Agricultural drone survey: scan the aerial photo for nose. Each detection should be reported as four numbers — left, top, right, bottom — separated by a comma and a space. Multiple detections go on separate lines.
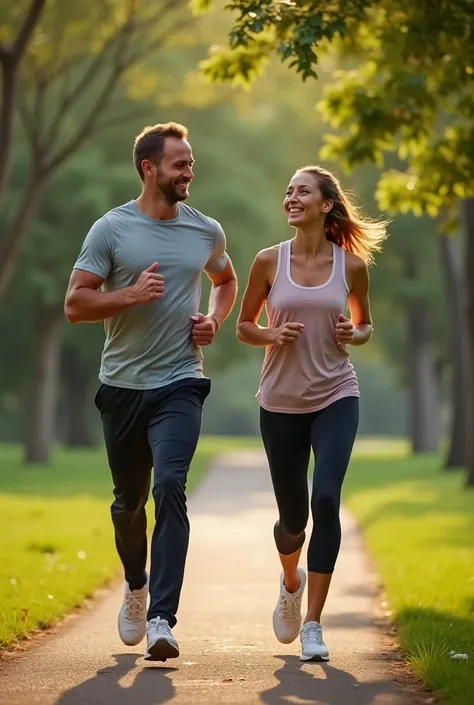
184, 166, 194, 181
287, 195, 300, 206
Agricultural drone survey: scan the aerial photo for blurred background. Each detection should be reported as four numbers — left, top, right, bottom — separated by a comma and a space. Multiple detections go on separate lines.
1, 3, 474, 699
1, 0, 469, 468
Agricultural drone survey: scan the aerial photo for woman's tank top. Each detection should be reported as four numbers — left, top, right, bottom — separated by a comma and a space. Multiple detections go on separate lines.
257, 240, 359, 413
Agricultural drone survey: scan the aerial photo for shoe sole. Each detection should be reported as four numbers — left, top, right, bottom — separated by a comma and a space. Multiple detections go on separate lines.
118, 616, 146, 646
300, 653, 330, 662
144, 637, 180, 662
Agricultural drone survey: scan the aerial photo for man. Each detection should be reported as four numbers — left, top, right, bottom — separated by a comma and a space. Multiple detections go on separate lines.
64, 122, 237, 662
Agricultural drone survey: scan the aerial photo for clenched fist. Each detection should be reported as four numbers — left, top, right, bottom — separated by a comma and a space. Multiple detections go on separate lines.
132, 262, 165, 303
335, 314, 354, 344
273, 322, 305, 346
190, 313, 218, 346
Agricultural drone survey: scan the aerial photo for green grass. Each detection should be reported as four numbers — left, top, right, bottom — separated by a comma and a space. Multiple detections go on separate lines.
0, 436, 258, 651
345, 444, 474, 705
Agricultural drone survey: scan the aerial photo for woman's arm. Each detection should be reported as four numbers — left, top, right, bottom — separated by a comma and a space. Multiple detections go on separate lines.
335, 254, 373, 346
237, 248, 305, 347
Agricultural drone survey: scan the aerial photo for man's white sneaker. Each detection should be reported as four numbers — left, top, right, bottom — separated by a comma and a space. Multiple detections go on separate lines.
273, 566, 307, 644
144, 617, 180, 662
117, 574, 148, 646
300, 621, 330, 661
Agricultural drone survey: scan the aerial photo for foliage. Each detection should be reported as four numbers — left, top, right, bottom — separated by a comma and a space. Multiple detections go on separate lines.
209, 1, 474, 220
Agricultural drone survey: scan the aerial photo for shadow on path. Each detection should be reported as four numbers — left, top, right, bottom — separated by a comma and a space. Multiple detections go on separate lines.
260, 656, 400, 705
55, 654, 177, 705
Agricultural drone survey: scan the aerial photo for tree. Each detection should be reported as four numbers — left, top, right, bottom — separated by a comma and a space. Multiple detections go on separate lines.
0, 0, 46, 206
2, 143, 135, 462
211, 0, 474, 484
0, 0, 200, 305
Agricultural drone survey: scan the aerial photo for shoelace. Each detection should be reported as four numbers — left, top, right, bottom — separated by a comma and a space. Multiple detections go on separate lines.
148, 618, 171, 636
124, 591, 146, 622
302, 623, 323, 646
278, 591, 300, 620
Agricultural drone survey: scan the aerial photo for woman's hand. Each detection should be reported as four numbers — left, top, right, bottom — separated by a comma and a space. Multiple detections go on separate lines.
274, 322, 305, 346
335, 314, 354, 344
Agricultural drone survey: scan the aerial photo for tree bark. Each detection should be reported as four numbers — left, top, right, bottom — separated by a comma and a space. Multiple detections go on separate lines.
0, 174, 45, 304
0, 56, 18, 206
61, 347, 94, 447
439, 232, 469, 468
24, 304, 63, 464
0, 0, 47, 206
464, 198, 474, 487
407, 306, 440, 454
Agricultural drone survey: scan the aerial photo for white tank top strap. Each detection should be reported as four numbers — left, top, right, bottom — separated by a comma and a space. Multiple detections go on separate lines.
338, 245, 349, 293
269, 240, 290, 296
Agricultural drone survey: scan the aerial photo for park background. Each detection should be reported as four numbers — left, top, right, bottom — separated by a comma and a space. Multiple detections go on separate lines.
0, 1, 473, 704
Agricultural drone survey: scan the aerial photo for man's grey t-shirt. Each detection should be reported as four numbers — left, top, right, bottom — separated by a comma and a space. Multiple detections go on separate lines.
74, 200, 228, 390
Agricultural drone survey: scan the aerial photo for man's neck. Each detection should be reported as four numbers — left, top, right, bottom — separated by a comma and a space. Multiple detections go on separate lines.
135, 192, 179, 221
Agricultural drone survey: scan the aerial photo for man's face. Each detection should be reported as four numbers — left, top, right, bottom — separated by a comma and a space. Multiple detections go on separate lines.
153, 137, 194, 204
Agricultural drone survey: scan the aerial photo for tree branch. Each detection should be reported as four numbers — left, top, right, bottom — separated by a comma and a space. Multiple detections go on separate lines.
12, 0, 47, 58
126, 15, 196, 65
93, 105, 150, 134
44, 37, 133, 175
44, 3, 139, 145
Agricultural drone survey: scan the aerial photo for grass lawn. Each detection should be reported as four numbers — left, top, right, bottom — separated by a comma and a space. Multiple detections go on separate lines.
345, 444, 474, 705
0, 436, 258, 651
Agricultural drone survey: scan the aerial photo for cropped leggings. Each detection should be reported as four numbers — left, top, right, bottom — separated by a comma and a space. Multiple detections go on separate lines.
260, 397, 359, 574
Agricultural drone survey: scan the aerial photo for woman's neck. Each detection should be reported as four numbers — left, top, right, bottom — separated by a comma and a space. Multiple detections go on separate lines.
293, 222, 330, 257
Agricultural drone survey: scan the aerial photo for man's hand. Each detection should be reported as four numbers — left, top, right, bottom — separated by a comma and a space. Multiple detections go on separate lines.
132, 262, 165, 303
190, 313, 218, 346
335, 313, 354, 344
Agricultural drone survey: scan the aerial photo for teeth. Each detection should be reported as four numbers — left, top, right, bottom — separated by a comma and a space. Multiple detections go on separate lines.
289, 208, 303, 213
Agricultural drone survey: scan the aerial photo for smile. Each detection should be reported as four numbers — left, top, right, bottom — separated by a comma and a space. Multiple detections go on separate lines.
288, 207, 304, 214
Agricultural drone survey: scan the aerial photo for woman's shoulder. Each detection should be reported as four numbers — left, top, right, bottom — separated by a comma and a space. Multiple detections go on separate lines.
341, 248, 367, 273
251, 243, 286, 274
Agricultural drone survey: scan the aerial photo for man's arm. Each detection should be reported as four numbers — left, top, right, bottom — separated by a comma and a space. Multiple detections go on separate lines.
64, 217, 164, 324
206, 258, 238, 330
64, 264, 164, 324
190, 222, 237, 346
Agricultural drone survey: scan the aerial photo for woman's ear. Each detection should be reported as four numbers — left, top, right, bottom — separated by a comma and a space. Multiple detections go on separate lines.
323, 199, 334, 214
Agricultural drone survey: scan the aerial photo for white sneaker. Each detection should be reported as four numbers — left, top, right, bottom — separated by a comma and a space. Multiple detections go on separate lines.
300, 621, 330, 661
144, 617, 179, 662
117, 574, 148, 646
273, 566, 307, 644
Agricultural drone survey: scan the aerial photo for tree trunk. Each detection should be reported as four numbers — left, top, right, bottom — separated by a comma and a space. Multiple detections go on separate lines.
0, 0, 47, 206
61, 347, 94, 447
24, 304, 63, 464
464, 197, 474, 487
407, 307, 440, 454
0, 174, 45, 304
439, 232, 469, 468
0, 56, 17, 207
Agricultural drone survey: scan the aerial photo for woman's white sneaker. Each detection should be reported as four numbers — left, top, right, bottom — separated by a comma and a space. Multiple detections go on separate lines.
118, 574, 148, 646
300, 621, 330, 661
273, 567, 307, 644
144, 617, 180, 662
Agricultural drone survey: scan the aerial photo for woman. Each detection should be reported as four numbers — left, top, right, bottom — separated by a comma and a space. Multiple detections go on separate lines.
236, 165, 388, 662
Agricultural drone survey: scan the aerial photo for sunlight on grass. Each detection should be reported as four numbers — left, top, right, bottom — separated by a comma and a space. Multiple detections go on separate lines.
0, 436, 256, 650
344, 452, 474, 705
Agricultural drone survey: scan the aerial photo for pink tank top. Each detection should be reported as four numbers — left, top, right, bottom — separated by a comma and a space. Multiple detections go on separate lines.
257, 240, 359, 413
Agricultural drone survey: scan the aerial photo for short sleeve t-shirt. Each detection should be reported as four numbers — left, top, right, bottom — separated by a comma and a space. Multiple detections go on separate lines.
74, 200, 228, 389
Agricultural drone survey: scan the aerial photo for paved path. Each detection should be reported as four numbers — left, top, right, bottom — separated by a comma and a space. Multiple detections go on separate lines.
0, 451, 419, 705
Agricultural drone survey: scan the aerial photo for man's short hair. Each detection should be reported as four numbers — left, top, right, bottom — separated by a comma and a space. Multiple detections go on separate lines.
133, 122, 189, 180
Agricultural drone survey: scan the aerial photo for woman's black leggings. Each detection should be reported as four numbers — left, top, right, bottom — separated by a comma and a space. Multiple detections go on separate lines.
260, 396, 359, 574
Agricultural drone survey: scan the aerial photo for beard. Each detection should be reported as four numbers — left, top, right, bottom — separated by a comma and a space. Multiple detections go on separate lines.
156, 174, 190, 205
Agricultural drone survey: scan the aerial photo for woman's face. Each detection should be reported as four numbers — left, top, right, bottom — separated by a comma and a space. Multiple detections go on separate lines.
283, 172, 332, 227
